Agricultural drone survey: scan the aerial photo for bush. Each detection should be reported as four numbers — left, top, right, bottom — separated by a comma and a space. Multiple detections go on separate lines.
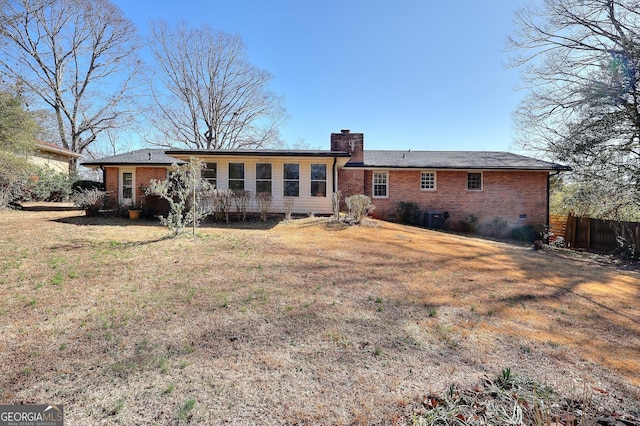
485, 216, 508, 238
31, 167, 76, 201
345, 194, 374, 224
233, 190, 251, 221
283, 197, 295, 221
396, 201, 421, 225
145, 159, 215, 236
71, 180, 104, 192
255, 192, 272, 221
511, 225, 540, 242
458, 214, 478, 233
72, 188, 107, 216
331, 190, 341, 221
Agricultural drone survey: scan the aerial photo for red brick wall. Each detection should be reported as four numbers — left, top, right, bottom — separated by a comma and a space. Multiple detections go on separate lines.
330, 130, 363, 162
135, 167, 168, 202
341, 169, 549, 230
337, 168, 365, 204
103, 166, 168, 206
104, 167, 119, 207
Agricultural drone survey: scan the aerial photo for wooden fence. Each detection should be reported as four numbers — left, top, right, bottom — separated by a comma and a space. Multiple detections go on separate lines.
550, 214, 640, 253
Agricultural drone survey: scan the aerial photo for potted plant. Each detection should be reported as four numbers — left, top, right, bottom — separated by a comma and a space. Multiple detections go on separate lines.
72, 188, 107, 217
127, 202, 143, 220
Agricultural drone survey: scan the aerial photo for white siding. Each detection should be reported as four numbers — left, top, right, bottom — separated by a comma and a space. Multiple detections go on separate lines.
179, 155, 338, 215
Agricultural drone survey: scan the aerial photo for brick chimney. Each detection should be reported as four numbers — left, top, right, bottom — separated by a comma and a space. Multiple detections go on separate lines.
330, 129, 363, 163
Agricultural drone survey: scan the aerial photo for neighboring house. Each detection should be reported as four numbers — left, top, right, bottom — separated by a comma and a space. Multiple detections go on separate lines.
32, 141, 83, 174
82, 130, 570, 231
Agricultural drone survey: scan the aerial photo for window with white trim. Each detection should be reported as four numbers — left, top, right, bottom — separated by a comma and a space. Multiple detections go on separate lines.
467, 172, 482, 191
373, 171, 388, 198
122, 172, 133, 199
256, 163, 272, 194
229, 163, 245, 191
310, 164, 327, 197
283, 163, 299, 197
203, 162, 217, 187
421, 171, 436, 191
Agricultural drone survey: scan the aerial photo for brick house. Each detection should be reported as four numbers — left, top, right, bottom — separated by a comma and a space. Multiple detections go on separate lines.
83, 129, 569, 231
331, 130, 570, 231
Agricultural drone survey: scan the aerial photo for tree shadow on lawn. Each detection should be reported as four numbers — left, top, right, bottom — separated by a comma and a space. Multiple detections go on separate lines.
52, 214, 281, 231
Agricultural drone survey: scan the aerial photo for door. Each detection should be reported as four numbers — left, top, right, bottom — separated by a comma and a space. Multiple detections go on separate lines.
120, 169, 135, 205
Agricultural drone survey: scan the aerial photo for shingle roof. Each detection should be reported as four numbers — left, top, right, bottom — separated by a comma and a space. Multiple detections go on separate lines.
349, 150, 570, 171
165, 149, 350, 158
81, 148, 570, 172
81, 149, 186, 167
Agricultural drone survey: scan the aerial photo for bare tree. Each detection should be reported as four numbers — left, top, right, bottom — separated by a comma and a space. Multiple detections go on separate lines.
147, 20, 286, 150
0, 0, 142, 170
508, 0, 640, 217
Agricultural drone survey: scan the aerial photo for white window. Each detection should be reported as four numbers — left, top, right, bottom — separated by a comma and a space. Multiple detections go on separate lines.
310, 164, 327, 197
203, 162, 217, 187
256, 163, 272, 194
283, 163, 299, 197
229, 163, 244, 191
373, 171, 388, 198
421, 172, 436, 191
467, 172, 482, 191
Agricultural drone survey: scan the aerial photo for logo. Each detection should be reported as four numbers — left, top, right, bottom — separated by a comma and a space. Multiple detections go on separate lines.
0, 405, 63, 426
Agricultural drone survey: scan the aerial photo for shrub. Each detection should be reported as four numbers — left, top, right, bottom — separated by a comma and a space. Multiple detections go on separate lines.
31, 166, 76, 201
458, 214, 478, 233
211, 189, 233, 223
396, 201, 421, 225
71, 180, 104, 192
283, 197, 294, 221
485, 216, 508, 238
331, 190, 341, 221
233, 190, 251, 221
72, 188, 107, 216
145, 159, 214, 236
255, 192, 272, 221
614, 222, 640, 260
511, 225, 539, 242
345, 194, 374, 224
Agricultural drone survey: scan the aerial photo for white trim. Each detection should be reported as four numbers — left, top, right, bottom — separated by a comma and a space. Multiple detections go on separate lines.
228, 162, 245, 191
420, 171, 437, 191
372, 171, 389, 199
202, 161, 218, 187
466, 171, 483, 191
310, 163, 327, 197
119, 168, 136, 205
283, 162, 300, 197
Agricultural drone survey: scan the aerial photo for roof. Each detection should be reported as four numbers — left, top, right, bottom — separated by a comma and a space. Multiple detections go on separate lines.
81, 148, 570, 172
165, 149, 351, 158
346, 150, 570, 171
36, 141, 83, 158
81, 149, 186, 167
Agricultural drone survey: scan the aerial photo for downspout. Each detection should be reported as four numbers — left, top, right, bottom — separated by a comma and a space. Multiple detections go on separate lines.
100, 166, 105, 189
546, 170, 560, 244
332, 156, 337, 193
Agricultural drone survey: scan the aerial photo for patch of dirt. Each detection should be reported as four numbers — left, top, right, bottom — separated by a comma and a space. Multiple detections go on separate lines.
0, 208, 638, 424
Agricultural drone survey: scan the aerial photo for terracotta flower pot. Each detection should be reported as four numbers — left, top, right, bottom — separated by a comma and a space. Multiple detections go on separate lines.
128, 209, 141, 220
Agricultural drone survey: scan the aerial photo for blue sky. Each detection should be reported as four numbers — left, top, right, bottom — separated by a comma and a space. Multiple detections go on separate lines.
113, 0, 533, 152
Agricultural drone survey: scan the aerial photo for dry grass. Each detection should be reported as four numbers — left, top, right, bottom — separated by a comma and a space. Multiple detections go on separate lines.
1, 204, 639, 424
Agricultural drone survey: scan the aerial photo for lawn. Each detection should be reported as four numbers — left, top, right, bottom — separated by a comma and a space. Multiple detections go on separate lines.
1, 205, 639, 424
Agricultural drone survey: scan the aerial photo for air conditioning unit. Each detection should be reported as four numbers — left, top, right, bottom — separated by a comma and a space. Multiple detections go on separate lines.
424, 211, 444, 229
